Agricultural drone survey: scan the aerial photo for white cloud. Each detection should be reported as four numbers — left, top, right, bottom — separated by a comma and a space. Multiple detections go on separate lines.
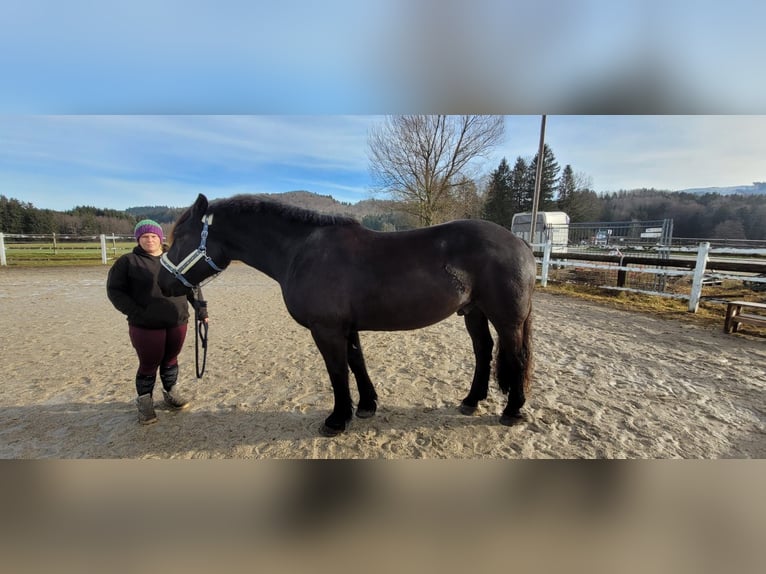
499, 115, 766, 192
2, 115, 765, 211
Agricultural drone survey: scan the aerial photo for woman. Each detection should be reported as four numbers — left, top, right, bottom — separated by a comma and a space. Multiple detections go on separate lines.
107, 219, 206, 425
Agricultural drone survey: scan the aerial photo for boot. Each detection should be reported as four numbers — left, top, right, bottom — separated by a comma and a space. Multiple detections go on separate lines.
162, 386, 190, 410
135, 373, 158, 424
136, 393, 158, 425
160, 364, 190, 410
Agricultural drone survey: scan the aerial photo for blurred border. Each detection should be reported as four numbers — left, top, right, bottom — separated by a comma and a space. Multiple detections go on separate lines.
0, 0, 764, 114
1, 1, 764, 571
1, 460, 764, 573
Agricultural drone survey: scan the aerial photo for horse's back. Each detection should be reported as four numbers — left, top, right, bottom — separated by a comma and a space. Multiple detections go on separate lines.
343, 218, 534, 283
436, 219, 535, 274
363, 218, 536, 315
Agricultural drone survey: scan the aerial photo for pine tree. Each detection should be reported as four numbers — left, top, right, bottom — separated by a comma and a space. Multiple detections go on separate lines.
527, 144, 560, 210
0, 196, 29, 233
557, 164, 576, 213
510, 157, 530, 213
482, 158, 514, 227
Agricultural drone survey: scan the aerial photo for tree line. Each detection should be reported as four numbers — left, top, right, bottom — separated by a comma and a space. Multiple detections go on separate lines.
480, 150, 766, 239
2, 112, 764, 241
3, 183, 765, 241
0, 196, 183, 236
366, 115, 765, 240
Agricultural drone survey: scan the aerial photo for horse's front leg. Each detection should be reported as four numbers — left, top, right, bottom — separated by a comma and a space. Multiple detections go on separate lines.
310, 326, 353, 437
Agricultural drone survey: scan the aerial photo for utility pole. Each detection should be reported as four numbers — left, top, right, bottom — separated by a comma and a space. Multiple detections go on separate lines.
529, 114, 546, 244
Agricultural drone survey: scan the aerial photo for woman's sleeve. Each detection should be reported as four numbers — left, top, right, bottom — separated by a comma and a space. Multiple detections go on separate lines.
106, 257, 142, 318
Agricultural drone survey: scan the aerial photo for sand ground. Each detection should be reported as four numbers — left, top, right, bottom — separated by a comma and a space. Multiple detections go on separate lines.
0, 263, 763, 458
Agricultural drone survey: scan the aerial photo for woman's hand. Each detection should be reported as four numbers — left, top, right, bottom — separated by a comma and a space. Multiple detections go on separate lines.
193, 299, 209, 323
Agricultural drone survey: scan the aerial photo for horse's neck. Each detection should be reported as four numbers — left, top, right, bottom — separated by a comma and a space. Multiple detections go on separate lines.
231, 218, 313, 283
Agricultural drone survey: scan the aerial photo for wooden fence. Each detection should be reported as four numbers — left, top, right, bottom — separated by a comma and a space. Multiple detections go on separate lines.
533, 240, 766, 313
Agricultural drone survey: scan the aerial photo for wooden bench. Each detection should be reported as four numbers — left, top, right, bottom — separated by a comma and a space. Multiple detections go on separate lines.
724, 300, 766, 333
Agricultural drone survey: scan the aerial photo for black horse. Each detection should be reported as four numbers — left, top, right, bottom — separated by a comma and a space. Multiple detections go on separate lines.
159, 194, 536, 436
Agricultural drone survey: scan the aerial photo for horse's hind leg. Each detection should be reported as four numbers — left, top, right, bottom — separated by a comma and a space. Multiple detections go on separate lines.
459, 309, 494, 415
310, 326, 353, 436
347, 331, 378, 419
496, 312, 533, 425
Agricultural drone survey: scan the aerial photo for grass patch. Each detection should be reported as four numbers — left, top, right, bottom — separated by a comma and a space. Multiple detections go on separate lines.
2, 241, 134, 267
537, 282, 765, 336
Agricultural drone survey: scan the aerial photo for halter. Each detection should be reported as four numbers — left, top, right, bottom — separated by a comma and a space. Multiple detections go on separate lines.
160, 213, 223, 379
160, 214, 224, 289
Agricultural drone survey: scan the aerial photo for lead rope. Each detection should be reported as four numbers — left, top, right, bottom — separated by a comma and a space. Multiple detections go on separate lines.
192, 286, 209, 379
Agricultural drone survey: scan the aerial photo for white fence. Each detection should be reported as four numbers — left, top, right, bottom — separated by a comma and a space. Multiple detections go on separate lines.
0, 233, 133, 266
532, 240, 766, 313
3, 232, 764, 316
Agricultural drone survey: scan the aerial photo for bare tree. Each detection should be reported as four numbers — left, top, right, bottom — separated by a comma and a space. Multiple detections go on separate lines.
368, 115, 505, 226
443, 176, 484, 221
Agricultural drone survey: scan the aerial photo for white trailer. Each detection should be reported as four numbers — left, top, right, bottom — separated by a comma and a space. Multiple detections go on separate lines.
510, 211, 570, 252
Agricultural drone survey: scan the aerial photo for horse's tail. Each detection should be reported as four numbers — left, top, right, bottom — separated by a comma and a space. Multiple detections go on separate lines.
520, 310, 533, 394
496, 310, 534, 397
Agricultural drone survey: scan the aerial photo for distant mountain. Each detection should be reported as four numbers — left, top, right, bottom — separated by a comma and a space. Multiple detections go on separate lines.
125, 205, 184, 223
678, 182, 766, 196
267, 190, 397, 220
126, 191, 400, 223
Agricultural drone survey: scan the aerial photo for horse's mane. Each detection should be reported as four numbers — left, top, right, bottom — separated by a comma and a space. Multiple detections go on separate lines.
211, 194, 360, 227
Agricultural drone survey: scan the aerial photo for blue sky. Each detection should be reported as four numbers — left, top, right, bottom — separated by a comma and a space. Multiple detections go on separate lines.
2, 1, 764, 115
1, 2, 765, 211
1, 115, 765, 211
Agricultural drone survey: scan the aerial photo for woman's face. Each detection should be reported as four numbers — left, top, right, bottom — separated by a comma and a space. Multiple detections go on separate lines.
138, 233, 163, 255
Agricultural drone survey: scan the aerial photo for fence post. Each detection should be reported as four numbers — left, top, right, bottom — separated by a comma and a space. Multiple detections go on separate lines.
540, 239, 552, 287
0, 233, 6, 266
688, 241, 710, 313
100, 234, 108, 264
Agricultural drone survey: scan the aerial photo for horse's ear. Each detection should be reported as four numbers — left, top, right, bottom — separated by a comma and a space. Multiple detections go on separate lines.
192, 194, 209, 216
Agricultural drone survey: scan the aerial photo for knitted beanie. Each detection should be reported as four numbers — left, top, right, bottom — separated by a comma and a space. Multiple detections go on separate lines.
134, 219, 165, 242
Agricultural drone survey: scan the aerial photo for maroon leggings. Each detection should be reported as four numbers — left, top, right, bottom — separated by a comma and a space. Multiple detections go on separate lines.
129, 324, 188, 377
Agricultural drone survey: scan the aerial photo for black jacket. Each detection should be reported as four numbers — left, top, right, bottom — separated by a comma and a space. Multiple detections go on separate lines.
107, 246, 191, 328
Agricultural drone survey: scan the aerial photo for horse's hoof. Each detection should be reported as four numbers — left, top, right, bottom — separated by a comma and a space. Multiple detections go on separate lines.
319, 415, 351, 437
356, 407, 376, 419
499, 411, 527, 426
319, 423, 346, 437
459, 403, 478, 416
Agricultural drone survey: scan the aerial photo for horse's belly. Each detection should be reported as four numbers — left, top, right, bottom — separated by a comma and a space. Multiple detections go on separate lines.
354, 293, 463, 331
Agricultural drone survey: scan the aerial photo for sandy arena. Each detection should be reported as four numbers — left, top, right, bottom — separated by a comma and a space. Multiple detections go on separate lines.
0, 264, 763, 458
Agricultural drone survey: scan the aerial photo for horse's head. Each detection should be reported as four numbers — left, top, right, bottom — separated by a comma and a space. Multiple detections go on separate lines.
159, 193, 230, 297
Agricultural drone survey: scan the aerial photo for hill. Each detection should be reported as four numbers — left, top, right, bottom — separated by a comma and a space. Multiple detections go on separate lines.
678, 182, 766, 196
5, 186, 764, 238
265, 191, 398, 220
128, 191, 398, 223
